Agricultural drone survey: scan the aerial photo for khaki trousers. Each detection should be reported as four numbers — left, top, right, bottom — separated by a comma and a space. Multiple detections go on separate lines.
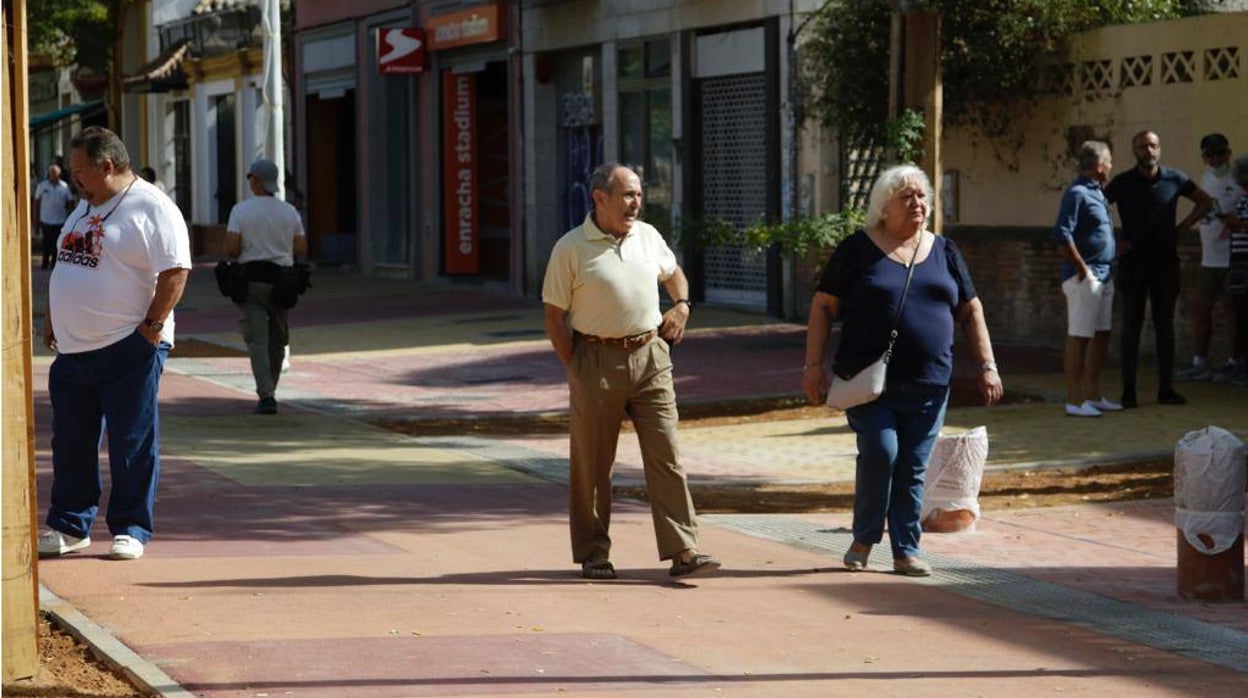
567, 337, 699, 563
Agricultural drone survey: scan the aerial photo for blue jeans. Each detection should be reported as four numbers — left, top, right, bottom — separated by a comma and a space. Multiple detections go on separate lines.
845, 382, 950, 559
46, 330, 170, 543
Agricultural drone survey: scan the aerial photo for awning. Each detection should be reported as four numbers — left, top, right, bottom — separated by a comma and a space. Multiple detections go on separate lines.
29, 100, 106, 131
123, 40, 191, 93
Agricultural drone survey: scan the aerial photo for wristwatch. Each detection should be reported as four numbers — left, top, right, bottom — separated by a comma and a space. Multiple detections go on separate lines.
981, 361, 999, 373
143, 317, 164, 332
673, 299, 692, 309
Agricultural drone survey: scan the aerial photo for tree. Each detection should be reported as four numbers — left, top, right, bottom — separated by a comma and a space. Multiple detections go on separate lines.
800, 0, 1203, 158
27, 0, 134, 129
26, 0, 111, 70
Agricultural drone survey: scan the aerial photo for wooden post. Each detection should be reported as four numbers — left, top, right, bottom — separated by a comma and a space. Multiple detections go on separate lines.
2, 0, 41, 682
901, 9, 942, 235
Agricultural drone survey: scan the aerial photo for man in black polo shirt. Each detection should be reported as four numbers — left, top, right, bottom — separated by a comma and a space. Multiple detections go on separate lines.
1105, 130, 1213, 407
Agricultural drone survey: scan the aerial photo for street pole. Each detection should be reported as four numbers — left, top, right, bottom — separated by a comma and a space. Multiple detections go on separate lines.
903, 9, 942, 234
261, 0, 285, 198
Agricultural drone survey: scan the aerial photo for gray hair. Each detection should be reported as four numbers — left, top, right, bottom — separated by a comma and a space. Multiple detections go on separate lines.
865, 164, 933, 230
589, 162, 635, 194
70, 126, 131, 171
1076, 140, 1112, 172
1233, 154, 1248, 186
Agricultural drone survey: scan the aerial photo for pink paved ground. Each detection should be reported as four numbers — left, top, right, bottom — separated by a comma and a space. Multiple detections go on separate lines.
29, 267, 1247, 697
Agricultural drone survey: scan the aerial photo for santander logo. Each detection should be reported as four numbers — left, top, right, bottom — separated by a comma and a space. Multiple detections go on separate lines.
378, 28, 426, 74
380, 30, 422, 63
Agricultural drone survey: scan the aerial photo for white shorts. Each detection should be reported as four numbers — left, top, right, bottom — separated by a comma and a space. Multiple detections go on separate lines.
1062, 275, 1114, 338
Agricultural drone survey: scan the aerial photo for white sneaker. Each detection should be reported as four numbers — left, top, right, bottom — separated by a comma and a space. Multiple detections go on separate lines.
109, 535, 145, 560
1088, 397, 1123, 412
38, 530, 90, 557
1065, 401, 1103, 417
1176, 364, 1212, 381
282, 346, 291, 373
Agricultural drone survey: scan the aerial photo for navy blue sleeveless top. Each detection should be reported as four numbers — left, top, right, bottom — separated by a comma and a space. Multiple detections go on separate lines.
816, 230, 977, 386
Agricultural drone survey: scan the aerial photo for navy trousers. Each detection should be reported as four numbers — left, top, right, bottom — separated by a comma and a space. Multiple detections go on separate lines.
46, 330, 169, 543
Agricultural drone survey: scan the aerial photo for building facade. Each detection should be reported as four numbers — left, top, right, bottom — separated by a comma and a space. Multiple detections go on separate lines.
289, 0, 826, 303
127, 0, 287, 237
519, 0, 827, 310
293, 0, 522, 288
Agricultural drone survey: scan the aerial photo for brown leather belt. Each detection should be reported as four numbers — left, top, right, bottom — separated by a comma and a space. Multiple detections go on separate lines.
575, 329, 657, 352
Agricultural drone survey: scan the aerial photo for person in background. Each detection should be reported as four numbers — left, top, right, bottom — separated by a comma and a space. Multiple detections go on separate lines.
33, 164, 75, 269
1220, 155, 1248, 385
1104, 130, 1213, 407
38, 126, 191, 561
224, 158, 307, 415
1053, 141, 1121, 417
542, 162, 720, 581
803, 164, 1002, 577
1177, 134, 1241, 383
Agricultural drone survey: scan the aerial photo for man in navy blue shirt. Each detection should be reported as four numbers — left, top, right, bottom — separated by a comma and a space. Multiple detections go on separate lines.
1105, 130, 1212, 407
1054, 141, 1120, 417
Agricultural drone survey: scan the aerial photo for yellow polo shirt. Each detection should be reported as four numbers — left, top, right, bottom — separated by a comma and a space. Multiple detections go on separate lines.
542, 213, 677, 338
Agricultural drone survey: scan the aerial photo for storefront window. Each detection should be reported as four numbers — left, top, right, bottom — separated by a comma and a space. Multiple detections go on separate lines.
618, 38, 673, 237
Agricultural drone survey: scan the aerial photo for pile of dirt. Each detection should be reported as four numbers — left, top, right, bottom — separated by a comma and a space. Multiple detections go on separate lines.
2, 616, 148, 697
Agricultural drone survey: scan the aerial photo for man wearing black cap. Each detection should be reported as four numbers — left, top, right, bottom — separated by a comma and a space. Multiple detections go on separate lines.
1178, 134, 1241, 383
224, 159, 307, 414
1105, 131, 1213, 407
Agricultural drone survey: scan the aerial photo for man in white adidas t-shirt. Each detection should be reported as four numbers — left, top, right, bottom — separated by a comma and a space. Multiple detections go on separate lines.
39, 127, 192, 561
224, 158, 307, 414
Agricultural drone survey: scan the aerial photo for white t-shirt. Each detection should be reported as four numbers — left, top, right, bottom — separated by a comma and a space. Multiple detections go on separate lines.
49, 177, 192, 353
542, 214, 677, 338
1199, 167, 1238, 269
226, 195, 305, 266
34, 179, 75, 225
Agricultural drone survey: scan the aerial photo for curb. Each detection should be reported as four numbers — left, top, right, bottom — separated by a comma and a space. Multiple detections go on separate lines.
40, 585, 195, 698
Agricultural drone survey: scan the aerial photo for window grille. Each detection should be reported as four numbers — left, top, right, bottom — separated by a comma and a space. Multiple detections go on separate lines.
1204, 47, 1240, 81
1119, 55, 1153, 88
1161, 51, 1196, 84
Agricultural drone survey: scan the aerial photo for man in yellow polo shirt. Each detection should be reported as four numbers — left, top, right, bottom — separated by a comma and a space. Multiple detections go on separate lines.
542, 163, 720, 581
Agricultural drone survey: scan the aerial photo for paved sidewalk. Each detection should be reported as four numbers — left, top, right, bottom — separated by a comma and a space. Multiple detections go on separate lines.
31, 265, 1248, 696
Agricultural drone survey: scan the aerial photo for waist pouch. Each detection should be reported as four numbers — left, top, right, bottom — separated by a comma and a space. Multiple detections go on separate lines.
214, 260, 249, 303
271, 263, 312, 309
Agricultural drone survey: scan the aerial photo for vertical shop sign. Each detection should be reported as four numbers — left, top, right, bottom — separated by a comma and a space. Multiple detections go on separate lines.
443, 71, 478, 274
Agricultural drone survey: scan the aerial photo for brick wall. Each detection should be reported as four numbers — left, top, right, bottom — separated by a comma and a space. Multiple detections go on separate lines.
947, 226, 1237, 363
793, 226, 1237, 363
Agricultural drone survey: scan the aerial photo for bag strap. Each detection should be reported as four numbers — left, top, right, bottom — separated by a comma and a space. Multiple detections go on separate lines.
883, 235, 922, 358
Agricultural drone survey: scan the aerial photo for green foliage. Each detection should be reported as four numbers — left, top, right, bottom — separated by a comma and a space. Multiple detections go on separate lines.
677, 209, 866, 258
886, 108, 926, 164
800, 0, 1201, 156
798, 0, 891, 145
27, 0, 116, 72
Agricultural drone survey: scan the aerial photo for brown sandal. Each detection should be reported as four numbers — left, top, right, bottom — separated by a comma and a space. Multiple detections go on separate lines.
581, 560, 617, 580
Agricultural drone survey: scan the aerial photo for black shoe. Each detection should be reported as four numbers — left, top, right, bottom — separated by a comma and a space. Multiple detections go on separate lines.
1157, 390, 1187, 406
255, 397, 278, 414
1120, 393, 1138, 409
669, 553, 721, 578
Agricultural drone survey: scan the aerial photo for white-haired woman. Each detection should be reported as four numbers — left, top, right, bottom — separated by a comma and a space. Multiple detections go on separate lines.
802, 164, 1003, 576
